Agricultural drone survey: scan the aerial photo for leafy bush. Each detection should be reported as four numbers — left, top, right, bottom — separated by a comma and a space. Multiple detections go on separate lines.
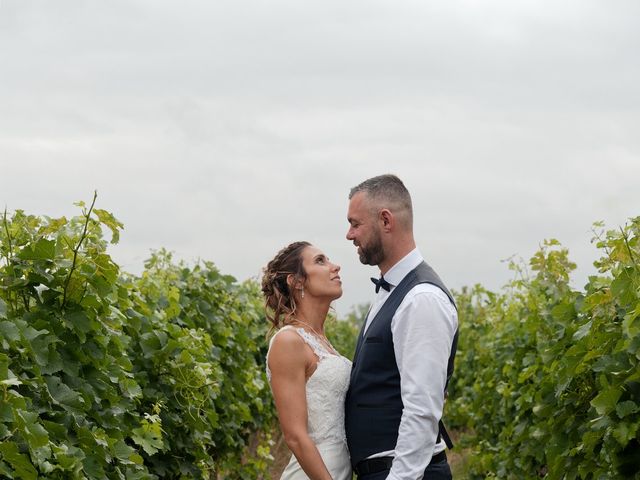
448, 219, 640, 479
0, 197, 274, 479
326, 303, 368, 361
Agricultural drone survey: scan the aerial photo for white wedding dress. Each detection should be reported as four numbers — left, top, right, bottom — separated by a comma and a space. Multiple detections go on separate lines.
267, 326, 353, 480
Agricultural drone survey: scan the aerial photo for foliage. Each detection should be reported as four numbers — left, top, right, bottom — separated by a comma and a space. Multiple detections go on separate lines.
0, 197, 274, 479
326, 303, 368, 361
448, 219, 640, 479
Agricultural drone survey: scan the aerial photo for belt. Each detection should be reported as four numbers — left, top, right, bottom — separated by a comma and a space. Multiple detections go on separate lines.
354, 451, 447, 477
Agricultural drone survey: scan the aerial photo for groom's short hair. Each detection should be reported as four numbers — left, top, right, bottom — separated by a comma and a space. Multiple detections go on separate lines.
349, 174, 413, 229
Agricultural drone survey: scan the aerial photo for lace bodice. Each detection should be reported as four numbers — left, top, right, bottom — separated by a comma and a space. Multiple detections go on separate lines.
266, 326, 352, 446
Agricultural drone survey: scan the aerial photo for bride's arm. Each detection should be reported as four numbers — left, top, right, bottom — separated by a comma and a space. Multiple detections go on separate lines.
268, 331, 333, 480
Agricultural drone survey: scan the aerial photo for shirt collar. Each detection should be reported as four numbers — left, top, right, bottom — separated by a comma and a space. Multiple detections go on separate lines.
381, 248, 423, 289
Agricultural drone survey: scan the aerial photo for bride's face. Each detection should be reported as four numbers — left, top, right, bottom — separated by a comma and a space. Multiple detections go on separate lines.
299, 245, 343, 301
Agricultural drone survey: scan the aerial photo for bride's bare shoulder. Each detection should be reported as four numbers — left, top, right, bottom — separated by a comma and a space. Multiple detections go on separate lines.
268, 328, 310, 374
270, 328, 305, 352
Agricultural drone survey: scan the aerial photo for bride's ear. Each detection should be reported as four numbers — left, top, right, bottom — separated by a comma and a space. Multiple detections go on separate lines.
287, 274, 304, 293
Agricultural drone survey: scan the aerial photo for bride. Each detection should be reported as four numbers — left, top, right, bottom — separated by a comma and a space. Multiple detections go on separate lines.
262, 241, 352, 480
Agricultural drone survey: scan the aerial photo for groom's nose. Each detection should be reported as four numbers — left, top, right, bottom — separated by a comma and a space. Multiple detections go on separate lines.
346, 227, 354, 240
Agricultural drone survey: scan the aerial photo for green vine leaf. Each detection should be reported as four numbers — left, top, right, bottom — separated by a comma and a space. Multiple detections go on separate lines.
0, 442, 38, 480
131, 419, 164, 456
93, 209, 124, 244
17, 238, 55, 261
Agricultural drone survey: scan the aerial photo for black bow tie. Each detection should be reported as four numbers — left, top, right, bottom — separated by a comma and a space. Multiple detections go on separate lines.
371, 276, 391, 293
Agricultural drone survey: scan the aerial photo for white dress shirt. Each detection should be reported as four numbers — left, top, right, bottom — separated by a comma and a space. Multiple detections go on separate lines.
364, 248, 458, 480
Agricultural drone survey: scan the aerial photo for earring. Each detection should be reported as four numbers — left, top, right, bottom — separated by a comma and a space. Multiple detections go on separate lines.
301, 287, 305, 299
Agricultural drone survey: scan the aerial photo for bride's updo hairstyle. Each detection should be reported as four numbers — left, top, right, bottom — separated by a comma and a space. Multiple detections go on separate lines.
262, 241, 311, 330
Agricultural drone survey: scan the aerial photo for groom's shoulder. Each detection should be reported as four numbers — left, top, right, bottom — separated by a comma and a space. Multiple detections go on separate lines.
402, 284, 457, 314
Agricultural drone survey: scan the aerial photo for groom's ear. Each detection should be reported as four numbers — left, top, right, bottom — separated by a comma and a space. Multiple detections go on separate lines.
379, 208, 393, 231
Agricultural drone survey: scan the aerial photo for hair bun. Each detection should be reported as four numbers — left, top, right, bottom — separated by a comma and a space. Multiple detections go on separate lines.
261, 241, 310, 330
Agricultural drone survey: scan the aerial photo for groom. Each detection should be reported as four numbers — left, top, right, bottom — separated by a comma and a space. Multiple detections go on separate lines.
344, 174, 458, 480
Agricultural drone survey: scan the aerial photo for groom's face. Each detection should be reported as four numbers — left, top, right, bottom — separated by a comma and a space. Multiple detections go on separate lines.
346, 192, 385, 266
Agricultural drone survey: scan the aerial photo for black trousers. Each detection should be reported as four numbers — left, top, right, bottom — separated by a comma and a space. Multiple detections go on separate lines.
355, 455, 452, 480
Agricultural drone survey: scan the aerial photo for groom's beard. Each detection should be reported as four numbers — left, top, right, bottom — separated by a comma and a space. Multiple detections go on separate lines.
358, 229, 385, 266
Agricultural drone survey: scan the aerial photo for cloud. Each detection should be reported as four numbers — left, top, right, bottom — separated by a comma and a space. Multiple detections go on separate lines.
1, 0, 639, 315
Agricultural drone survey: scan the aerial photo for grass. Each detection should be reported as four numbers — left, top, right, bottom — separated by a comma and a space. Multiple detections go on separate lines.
449, 429, 474, 479
268, 430, 291, 478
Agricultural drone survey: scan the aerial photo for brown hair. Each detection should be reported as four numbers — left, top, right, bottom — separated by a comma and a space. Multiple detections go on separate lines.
261, 241, 310, 331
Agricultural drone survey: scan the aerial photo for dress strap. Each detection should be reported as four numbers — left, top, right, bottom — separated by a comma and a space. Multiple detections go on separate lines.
291, 327, 332, 360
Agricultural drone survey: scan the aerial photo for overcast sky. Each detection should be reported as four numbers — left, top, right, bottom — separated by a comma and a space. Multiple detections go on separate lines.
2, 0, 639, 316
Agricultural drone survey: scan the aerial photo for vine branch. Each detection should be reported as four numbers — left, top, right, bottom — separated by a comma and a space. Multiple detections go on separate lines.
62, 191, 97, 309
620, 226, 638, 271
2, 207, 13, 262
2, 207, 17, 313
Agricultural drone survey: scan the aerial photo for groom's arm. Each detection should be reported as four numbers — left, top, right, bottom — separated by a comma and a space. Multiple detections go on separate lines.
387, 285, 458, 480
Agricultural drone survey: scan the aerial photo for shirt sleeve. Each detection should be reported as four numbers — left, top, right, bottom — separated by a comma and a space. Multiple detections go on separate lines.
386, 285, 458, 480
